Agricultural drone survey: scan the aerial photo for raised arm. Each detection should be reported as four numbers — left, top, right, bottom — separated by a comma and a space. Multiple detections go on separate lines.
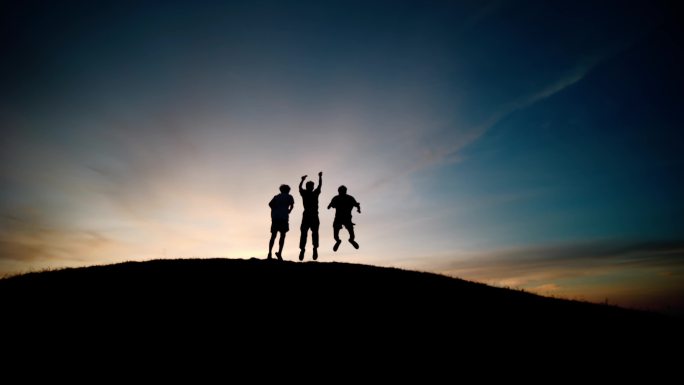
299, 175, 307, 193
316, 171, 322, 192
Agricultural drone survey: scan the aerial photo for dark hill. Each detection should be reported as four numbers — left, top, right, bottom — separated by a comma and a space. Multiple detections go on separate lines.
2, 258, 681, 364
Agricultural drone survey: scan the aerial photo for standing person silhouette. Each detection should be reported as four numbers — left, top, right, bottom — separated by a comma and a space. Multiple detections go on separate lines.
268, 184, 294, 261
327, 185, 361, 252
299, 172, 322, 261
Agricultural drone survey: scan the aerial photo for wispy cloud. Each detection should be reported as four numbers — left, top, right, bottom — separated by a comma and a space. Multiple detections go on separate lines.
427, 239, 684, 310
439, 239, 684, 279
364, 55, 605, 195
0, 206, 124, 275
438, 57, 603, 164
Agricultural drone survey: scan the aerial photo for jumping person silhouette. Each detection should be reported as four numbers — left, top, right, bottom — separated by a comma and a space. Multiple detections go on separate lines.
268, 184, 294, 261
299, 172, 322, 261
327, 185, 361, 252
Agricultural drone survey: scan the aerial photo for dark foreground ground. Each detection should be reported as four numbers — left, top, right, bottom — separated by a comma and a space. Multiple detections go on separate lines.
1, 258, 681, 369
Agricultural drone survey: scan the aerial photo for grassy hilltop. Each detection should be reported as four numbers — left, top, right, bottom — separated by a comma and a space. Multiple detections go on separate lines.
2, 258, 680, 359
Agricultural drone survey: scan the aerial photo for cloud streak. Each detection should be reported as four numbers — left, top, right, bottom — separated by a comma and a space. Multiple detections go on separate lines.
365, 53, 606, 195
427, 239, 684, 310
439, 57, 603, 164
439, 240, 684, 276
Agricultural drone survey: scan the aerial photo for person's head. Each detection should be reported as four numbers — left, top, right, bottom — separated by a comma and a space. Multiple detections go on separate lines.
338, 185, 347, 195
305, 181, 315, 191
279, 184, 290, 194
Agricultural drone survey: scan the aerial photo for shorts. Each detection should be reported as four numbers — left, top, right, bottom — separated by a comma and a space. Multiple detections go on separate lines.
333, 218, 354, 230
300, 213, 320, 229
271, 219, 289, 233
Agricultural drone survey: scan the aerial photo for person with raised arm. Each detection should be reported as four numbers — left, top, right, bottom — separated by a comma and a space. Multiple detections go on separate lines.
298, 172, 322, 261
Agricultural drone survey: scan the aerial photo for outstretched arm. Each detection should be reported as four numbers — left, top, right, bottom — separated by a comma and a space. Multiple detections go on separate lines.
327, 197, 334, 210
316, 171, 322, 192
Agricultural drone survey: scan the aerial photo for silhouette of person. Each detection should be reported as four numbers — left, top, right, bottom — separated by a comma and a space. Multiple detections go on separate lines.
327, 185, 361, 252
298, 172, 322, 261
268, 184, 294, 261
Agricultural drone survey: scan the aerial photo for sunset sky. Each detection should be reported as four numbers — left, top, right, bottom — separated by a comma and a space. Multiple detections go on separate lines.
2, 0, 683, 313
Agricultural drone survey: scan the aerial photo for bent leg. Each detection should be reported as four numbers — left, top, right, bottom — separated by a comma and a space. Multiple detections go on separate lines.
347, 223, 359, 249
333, 224, 342, 252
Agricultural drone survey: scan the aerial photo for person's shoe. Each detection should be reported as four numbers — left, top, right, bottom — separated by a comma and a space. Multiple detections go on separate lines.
267, 253, 272, 260
275, 252, 283, 261
349, 239, 359, 249
333, 240, 341, 252
299, 249, 305, 261
312, 248, 318, 261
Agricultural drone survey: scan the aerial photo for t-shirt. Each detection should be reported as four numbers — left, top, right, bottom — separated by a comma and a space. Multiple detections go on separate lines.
300, 187, 321, 215
329, 194, 358, 221
270, 193, 294, 221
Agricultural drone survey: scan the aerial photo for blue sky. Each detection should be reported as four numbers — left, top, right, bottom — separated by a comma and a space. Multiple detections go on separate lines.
1, 0, 683, 312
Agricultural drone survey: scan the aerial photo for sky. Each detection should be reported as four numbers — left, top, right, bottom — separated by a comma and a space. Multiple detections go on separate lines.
1, 0, 683, 313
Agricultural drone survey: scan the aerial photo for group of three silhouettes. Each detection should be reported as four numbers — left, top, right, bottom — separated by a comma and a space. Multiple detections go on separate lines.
268, 172, 361, 261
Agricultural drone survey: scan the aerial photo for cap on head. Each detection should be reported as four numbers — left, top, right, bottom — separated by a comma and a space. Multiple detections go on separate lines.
279, 184, 291, 193
338, 185, 347, 194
